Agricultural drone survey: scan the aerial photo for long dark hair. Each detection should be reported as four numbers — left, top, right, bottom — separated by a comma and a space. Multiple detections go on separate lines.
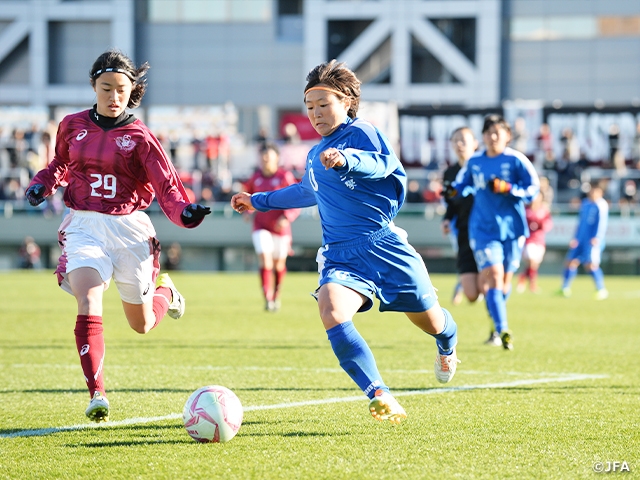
89, 49, 150, 109
304, 60, 361, 119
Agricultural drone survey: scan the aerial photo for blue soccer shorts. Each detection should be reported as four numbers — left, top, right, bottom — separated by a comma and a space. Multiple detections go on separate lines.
565, 241, 604, 266
470, 236, 525, 273
316, 224, 438, 313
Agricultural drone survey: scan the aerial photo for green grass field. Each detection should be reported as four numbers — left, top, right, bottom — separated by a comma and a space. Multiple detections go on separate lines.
1, 270, 638, 479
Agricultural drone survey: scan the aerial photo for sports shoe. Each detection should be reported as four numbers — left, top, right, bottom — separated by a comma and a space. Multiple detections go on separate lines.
265, 300, 277, 312
500, 331, 514, 350
484, 330, 502, 346
272, 299, 281, 311
516, 281, 526, 294
368, 389, 406, 424
157, 273, 185, 319
434, 349, 460, 384
595, 289, 609, 300
557, 287, 571, 298
85, 391, 109, 423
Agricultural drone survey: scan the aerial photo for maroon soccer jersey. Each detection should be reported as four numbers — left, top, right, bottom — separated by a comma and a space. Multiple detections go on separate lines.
29, 109, 197, 228
244, 168, 300, 234
525, 204, 553, 246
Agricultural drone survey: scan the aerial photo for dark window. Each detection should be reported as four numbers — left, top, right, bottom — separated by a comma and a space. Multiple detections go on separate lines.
327, 20, 373, 60
278, 0, 303, 15
0, 36, 29, 84
48, 21, 110, 84
354, 35, 391, 85
411, 35, 460, 84
429, 18, 476, 64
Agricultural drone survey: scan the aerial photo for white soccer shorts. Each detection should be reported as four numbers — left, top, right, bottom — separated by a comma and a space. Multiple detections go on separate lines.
523, 243, 546, 264
251, 229, 291, 259
56, 210, 160, 304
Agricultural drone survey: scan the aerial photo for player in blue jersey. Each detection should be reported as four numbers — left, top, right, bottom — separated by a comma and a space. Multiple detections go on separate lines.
559, 182, 609, 300
448, 115, 539, 350
231, 60, 459, 424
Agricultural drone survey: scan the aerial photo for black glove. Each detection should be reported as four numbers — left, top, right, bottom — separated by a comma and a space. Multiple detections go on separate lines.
442, 182, 458, 200
488, 178, 512, 194
181, 203, 211, 225
26, 184, 46, 206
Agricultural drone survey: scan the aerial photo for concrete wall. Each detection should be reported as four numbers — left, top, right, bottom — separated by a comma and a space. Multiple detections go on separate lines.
137, 22, 304, 110
4, 208, 640, 274
509, 0, 640, 105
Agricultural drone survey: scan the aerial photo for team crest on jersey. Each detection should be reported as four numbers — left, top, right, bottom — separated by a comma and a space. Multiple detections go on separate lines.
344, 179, 356, 190
116, 134, 136, 152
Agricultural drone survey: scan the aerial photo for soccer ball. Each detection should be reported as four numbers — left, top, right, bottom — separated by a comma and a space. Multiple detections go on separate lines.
183, 385, 243, 443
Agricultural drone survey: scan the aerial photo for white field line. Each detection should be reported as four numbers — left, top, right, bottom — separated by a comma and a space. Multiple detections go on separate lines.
1, 373, 606, 439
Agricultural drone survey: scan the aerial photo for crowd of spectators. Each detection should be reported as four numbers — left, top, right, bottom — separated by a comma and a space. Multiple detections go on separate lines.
2, 116, 640, 215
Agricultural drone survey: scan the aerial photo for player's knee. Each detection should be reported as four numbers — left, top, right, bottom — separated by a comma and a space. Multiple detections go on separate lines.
465, 291, 481, 302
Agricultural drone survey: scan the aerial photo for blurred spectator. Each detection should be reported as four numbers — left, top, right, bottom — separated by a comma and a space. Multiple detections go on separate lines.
39, 131, 54, 167
511, 117, 529, 155
423, 176, 442, 203
555, 128, 583, 191
25, 148, 42, 176
5, 128, 29, 169
608, 123, 620, 168
169, 131, 180, 163
538, 175, 554, 206
560, 128, 580, 163
204, 131, 220, 171
191, 131, 204, 170
620, 179, 638, 216
633, 122, 640, 169
613, 149, 627, 176
2, 178, 22, 200
568, 195, 582, 212
199, 186, 215, 204
163, 242, 182, 271
535, 123, 554, 170
18, 236, 42, 269
406, 179, 424, 203
282, 122, 301, 144
254, 127, 269, 149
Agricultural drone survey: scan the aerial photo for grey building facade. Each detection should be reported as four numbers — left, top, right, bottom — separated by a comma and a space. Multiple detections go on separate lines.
1, 0, 638, 137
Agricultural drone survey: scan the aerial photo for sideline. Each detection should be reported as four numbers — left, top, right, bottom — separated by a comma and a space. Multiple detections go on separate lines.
1, 373, 606, 438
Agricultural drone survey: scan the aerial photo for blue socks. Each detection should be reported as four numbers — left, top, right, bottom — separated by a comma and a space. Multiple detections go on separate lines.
326, 321, 387, 399
590, 267, 605, 290
432, 308, 457, 355
486, 288, 508, 333
327, 311, 459, 398
562, 267, 578, 289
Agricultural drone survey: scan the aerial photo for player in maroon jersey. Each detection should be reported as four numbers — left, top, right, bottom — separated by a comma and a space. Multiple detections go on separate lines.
25, 49, 210, 423
243, 142, 300, 311
517, 192, 553, 293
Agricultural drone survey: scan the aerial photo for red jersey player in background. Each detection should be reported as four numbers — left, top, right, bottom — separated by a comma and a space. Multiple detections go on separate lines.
243, 142, 300, 311
517, 191, 553, 293
25, 49, 210, 423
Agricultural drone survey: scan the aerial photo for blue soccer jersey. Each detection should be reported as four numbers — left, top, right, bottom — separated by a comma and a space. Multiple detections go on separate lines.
574, 197, 608, 245
251, 117, 406, 245
452, 147, 539, 243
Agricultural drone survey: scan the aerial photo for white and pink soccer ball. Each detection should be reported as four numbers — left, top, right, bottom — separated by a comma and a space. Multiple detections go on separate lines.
183, 385, 243, 443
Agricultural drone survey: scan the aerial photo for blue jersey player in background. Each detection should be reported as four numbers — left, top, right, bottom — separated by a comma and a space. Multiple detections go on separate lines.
559, 182, 609, 300
449, 115, 539, 350
231, 60, 459, 424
